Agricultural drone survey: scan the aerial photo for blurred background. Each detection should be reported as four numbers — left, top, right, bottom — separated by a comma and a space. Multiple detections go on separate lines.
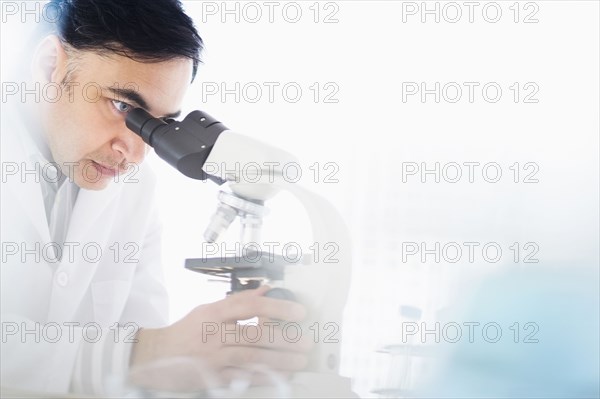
2, 1, 599, 397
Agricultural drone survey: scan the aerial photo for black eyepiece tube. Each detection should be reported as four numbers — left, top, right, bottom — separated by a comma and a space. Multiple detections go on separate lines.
125, 108, 167, 146
125, 108, 228, 182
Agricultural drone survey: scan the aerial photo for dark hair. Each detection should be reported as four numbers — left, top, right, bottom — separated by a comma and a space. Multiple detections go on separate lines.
48, 0, 203, 81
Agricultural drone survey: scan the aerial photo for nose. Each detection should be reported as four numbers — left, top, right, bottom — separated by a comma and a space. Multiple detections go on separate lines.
111, 124, 146, 165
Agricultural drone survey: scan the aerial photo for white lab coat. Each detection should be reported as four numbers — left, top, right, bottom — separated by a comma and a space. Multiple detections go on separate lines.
0, 104, 169, 393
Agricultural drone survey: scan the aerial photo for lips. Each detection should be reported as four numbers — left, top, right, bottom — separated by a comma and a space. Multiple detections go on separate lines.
91, 160, 121, 178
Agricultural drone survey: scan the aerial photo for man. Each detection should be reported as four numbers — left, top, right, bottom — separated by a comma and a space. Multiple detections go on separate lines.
1, 0, 310, 395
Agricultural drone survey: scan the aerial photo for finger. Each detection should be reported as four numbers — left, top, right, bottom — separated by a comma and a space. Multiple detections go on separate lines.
224, 323, 314, 352
220, 367, 292, 388
214, 288, 306, 322
190, 286, 271, 323
216, 346, 309, 372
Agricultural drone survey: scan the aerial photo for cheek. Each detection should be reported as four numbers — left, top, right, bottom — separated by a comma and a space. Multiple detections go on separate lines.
42, 102, 79, 160
44, 101, 110, 163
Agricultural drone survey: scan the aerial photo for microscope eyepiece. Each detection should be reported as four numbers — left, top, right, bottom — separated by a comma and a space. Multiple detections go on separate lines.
125, 108, 168, 146
124, 107, 228, 182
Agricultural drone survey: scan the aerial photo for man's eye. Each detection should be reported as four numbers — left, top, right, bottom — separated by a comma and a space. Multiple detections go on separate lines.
111, 100, 132, 113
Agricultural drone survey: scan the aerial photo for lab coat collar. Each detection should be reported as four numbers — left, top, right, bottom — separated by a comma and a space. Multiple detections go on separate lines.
65, 181, 122, 242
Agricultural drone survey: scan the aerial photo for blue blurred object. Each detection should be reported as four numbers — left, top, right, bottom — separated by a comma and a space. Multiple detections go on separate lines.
400, 305, 423, 321
416, 265, 600, 398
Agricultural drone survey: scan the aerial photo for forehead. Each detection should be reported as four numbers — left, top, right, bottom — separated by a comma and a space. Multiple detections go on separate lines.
74, 51, 193, 116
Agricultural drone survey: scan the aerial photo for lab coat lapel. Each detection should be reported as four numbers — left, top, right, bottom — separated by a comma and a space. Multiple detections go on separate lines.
66, 182, 122, 242
47, 182, 122, 322
1, 106, 51, 244
7, 168, 51, 244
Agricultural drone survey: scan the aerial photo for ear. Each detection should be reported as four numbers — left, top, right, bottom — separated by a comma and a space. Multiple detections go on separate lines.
31, 35, 69, 84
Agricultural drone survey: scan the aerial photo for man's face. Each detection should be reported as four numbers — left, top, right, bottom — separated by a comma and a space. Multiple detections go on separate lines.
40, 47, 192, 190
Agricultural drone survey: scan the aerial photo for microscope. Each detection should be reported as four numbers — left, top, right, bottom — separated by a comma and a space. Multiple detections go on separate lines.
126, 109, 354, 397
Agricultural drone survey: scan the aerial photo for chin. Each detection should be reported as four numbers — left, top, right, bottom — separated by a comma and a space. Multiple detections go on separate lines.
74, 175, 111, 191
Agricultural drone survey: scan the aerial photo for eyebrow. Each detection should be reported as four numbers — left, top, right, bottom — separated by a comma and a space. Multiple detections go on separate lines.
104, 87, 182, 119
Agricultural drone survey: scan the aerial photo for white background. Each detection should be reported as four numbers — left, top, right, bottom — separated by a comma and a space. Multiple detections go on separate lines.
2, 1, 599, 396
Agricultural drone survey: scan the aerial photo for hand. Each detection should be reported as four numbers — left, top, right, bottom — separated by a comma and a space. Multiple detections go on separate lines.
129, 286, 313, 391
